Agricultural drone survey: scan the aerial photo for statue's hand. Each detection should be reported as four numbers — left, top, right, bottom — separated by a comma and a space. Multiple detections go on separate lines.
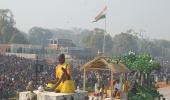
61, 67, 67, 72
49, 87, 55, 92
44, 87, 53, 92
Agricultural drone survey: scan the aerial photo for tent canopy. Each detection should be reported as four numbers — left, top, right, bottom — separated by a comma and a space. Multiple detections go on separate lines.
81, 56, 129, 73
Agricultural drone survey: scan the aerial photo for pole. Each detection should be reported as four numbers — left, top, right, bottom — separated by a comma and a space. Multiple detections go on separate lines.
102, 2, 107, 56
110, 71, 113, 100
102, 17, 106, 55
35, 56, 38, 87
83, 69, 86, 91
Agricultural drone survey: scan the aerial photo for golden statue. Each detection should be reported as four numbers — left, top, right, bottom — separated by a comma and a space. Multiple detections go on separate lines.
46, 54, 75, 93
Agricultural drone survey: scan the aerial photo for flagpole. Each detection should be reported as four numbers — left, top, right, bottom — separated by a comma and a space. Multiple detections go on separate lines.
103, 2, 113, 100
93, 5, 107, 55
103, 16, 106, 55
103, 6, 107, 56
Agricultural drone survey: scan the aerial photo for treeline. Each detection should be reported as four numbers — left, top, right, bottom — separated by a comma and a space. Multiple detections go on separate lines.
82, 28, 170, 59
1, 9, 170, 59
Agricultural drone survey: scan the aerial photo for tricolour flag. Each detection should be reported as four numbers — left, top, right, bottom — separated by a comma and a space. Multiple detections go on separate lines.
93, 6, 107, 22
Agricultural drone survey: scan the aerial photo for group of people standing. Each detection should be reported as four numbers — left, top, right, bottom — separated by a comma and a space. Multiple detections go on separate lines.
93, 77, 129, 100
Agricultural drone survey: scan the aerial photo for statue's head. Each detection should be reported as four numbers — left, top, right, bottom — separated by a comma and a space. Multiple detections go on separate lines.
58, 53, 65, 64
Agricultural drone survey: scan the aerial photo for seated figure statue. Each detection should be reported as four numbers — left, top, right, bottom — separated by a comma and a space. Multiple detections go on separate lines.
46, 54, 75, 93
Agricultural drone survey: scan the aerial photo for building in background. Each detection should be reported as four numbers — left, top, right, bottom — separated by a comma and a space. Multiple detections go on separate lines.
0, 38, 97, 63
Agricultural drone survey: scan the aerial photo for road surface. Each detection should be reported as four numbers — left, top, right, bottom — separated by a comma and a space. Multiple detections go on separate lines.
158, 86, 170, 100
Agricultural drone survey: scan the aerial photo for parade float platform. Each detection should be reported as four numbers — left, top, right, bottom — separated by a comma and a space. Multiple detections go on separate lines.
19, 90, 88, 100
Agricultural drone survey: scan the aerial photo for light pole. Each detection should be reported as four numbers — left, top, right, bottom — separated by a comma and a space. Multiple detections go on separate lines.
35, 56, 38, 87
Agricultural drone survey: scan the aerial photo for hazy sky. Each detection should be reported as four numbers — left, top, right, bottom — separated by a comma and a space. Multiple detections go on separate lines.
0, 0, 170, 40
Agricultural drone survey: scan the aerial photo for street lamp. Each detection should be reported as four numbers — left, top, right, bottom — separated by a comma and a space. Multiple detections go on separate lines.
35, 56, 38, 87
35, 56, 44, 88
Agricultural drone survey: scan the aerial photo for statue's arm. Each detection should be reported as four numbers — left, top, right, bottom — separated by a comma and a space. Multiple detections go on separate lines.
51, 73, 65, 91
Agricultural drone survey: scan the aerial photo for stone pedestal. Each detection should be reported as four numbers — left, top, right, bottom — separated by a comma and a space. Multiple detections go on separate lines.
19, 90, 88, 100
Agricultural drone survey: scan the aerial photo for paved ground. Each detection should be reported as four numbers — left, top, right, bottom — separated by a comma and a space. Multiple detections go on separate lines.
158, 86, 170, 100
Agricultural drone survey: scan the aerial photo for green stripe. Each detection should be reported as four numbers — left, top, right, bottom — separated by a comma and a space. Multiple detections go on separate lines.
95, 14, 106, 22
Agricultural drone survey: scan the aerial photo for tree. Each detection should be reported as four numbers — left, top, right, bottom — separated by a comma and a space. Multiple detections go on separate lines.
121, 53, 160, 86
105, 34, 113, 55
28, 27, 53, 45
82, 28, 113, 55
76, 29, 93, 47
121, 53, 161, 100
112, 33, 139, 56
140, 39, 170, 59
0, 9, 28, 44
0, 9, 15, 35
155, 39, 170, 49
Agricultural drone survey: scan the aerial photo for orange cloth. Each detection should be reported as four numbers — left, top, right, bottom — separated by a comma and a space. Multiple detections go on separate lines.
61, 80, 75, 93
55, 63, 75, 93
123, 81, 129, 92
56, 63, 70, 79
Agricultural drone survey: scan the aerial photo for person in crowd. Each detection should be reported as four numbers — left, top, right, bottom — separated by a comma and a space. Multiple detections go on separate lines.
113, 79, 121, 98
94, 86, 101, 97
122, 78, 129, 100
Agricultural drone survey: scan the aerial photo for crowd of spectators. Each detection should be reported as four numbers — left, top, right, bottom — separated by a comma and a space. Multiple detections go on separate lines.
0, 54, 56, 99
0, 54, 110, 99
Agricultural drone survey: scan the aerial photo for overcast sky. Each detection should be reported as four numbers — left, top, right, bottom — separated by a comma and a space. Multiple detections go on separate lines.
0, 0, 170, 40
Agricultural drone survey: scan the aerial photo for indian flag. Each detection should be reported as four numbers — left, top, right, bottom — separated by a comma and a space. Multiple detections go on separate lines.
93, 6, 107, 22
